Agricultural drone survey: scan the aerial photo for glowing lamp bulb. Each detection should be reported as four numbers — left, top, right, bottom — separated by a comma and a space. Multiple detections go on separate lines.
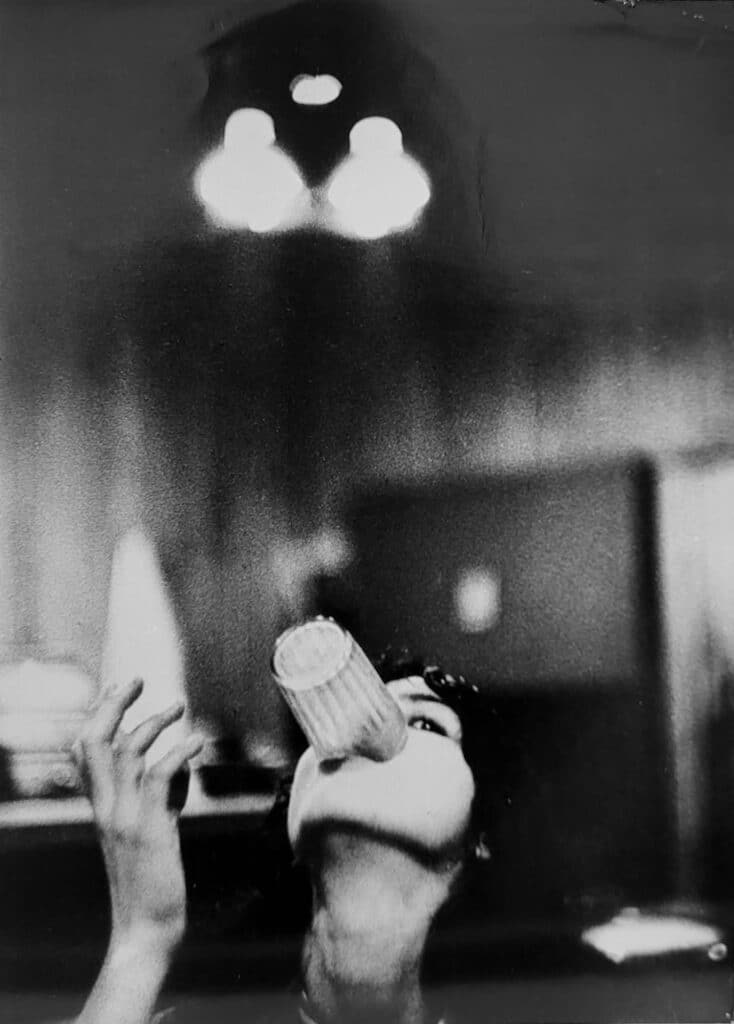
325, 116, 431, 240
349, 116, 403, 157
223, 107, 276, 153
195, 106, 306, 233
291, 74, 342, 106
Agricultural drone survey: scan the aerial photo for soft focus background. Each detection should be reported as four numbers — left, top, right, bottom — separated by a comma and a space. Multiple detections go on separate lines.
2, 0, 734, 1020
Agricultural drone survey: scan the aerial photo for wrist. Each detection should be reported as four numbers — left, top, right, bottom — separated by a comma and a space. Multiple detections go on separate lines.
108, 922, 183, 967
78, 927, 179, 1024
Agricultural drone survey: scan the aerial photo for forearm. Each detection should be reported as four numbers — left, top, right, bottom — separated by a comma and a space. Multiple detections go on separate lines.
70, 685, 202, 1024
76, 932, 178, 1024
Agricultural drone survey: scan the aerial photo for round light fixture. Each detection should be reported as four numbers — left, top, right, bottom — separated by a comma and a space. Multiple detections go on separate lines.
194, 107, 307, 233
290, 73, 343, 106
325, 116, 431, 240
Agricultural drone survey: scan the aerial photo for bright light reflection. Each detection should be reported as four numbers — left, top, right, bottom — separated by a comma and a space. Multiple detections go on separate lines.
454, 568, 501, 634
582, 909, 723, 964
195, 106, 306, 233
326, 117, 430, 240
291, 74, 342, 106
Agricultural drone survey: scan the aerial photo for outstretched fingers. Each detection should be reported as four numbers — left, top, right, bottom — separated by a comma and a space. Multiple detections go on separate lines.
127, 702, 186, 756
145, 732, 205, 810
74, 678, 145, 810
86, 678, 145, 746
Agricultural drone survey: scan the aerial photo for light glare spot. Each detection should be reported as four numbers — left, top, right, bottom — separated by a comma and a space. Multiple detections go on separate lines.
454, 568, 501, 634
291, 74, 342, 106
582, 911, 724, 964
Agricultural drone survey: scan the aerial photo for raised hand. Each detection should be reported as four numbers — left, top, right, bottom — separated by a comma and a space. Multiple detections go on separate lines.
72, 679, 203, 1024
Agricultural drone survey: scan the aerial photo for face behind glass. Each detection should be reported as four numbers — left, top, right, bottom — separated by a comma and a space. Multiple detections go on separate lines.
287, 676, 476, 861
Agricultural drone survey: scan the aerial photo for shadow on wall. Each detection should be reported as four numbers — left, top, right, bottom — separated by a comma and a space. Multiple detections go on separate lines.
0, 748, 12, 800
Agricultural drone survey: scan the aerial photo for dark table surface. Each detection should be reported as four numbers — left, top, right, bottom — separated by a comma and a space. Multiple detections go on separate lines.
1, 795, 733, 1022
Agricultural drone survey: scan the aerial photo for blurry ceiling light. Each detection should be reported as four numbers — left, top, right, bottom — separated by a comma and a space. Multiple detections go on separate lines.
290, 73, 342, 106
349, 116, 403, 156
223, 107, 276, 151
324, 116, 431, 240
195, 106, 307, 233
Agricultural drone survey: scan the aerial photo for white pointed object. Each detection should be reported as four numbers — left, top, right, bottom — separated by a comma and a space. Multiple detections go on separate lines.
100, 529, 188, 764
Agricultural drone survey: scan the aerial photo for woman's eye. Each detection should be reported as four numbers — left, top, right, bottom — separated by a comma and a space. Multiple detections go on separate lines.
409, 717, 447, 736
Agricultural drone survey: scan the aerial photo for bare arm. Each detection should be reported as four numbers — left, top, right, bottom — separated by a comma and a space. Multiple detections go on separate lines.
73, 679, 203, 1024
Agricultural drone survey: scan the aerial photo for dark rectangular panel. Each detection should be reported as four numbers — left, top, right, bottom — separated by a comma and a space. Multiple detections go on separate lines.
346, 462, 654, 686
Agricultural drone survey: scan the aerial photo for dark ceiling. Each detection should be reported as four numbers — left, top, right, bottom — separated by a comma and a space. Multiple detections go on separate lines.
3, 0, 734, 320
